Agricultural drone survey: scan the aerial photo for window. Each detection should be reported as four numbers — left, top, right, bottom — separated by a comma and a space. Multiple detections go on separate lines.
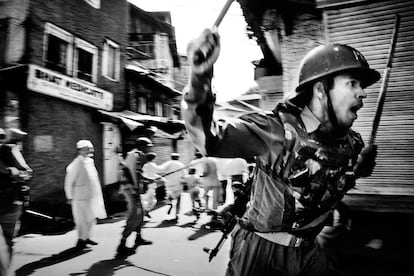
46, 36, 69, 73
44, 23, 73, 75
74, 38, 98, 83
147, 98, 155, 115
102, 39, 120, 81
162, 103, 170, 118
172, 106, 181, 120
43, 23, 98, 84
155, 101, 163, 116
138, 97, 146, 113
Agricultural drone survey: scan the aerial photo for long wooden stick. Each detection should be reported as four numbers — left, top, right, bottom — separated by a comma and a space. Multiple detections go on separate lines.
193, 0, 235, 64
213, 0, 235, 28
369, 14, 401, 145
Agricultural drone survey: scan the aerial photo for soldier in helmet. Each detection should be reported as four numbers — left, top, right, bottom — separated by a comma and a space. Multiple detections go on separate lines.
116, 137, 153, 255
0, 128, 32, 275
183, 29, 379, 275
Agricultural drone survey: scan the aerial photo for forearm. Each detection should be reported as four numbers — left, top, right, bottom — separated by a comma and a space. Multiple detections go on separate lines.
182, 70, 215, 155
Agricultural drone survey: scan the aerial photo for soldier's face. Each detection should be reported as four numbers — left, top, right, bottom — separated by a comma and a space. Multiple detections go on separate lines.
329, 73, 366, 129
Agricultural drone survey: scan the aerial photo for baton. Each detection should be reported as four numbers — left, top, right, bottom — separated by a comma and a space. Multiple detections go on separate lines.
148, 158, 205, 183
213, 0, 235, 28
193, 0, 235, 65
25, 209, 73, 223
369, 14, 401, 145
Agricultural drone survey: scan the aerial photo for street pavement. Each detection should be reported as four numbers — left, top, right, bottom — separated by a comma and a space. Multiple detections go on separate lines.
10, 191, 413, 276
10, 193, 231, 276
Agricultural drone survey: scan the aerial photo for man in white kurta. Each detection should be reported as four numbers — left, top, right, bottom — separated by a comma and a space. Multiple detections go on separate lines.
159, 153, 185, 219
141, 152, 164, 212
64, 140, 107, 249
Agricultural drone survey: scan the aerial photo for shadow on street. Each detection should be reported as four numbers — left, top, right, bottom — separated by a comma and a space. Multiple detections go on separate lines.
70, 253, 174, 276
15, 247, 92, 276
186, 226, 217, 241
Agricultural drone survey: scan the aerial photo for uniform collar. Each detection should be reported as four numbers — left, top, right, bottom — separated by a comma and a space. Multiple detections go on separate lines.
300, 105, 321, 134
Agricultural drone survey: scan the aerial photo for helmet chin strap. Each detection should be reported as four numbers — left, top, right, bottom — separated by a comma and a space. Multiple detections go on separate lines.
321, 81, 347, 137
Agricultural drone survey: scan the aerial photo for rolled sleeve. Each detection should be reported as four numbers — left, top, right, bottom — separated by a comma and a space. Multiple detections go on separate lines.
206, 112, 285, 159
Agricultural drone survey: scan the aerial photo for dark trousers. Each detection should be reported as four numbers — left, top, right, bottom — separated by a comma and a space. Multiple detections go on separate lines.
226, 225, 340, 276
221, 175, 244, 204
220, 180, 228, 204
121, 189, 144, 241
0, 204, 22, 256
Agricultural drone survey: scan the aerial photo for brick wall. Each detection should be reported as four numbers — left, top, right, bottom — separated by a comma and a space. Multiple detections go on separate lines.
24, 92, 103, 214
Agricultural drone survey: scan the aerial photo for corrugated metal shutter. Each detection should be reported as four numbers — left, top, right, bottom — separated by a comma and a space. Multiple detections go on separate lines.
324, 0, 414, 196
152, 136, 195, 166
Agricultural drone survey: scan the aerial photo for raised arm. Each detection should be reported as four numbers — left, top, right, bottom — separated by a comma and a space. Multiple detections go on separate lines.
182, 28, 218, 155
182, 29, 285, 159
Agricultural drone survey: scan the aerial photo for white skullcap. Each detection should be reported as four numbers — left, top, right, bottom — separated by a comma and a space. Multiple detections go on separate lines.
76, 139, 93, 149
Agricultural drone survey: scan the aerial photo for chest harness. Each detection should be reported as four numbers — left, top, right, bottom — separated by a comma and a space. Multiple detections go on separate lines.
270, 109, 362, 235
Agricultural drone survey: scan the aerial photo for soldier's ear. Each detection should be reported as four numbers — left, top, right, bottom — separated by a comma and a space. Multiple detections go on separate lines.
313, 81, 326, 101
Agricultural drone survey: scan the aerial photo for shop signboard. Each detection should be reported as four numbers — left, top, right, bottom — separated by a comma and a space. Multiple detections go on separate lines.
27, 64, 113, 110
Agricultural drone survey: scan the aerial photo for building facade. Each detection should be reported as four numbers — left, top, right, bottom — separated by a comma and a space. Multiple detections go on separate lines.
0, 0, 128, 215
121, 4, 193, 166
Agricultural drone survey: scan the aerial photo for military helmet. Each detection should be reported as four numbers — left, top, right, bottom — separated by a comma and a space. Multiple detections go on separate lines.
136, 137, 153, 147
295, 44, 380, 92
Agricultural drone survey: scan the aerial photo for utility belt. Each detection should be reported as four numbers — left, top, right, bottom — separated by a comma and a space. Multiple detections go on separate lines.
238, 220, 313, 248
255, 231, 308, 247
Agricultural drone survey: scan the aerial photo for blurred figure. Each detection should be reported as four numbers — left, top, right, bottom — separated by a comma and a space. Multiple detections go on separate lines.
116, 137, 153, 256
227, 158, 248, 185
0, 128, 32, 276
189, 151, 204, 177
64, 140, 107, 250
214, 158, 230, 205
159, 153, 185, 220
141, 152, 164, 215
216, 158, 248, 205
0, 227, 8, 276
202, 157, 220, 211
182, 167, 202, 218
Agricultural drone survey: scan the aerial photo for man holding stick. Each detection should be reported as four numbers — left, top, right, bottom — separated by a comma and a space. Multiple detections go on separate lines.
116, 137, 153, 255
183, 28, 379, 275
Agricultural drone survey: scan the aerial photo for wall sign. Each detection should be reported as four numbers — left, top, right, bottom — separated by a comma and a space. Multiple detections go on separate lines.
34, 135, 53, 152
27, 64, 113, 110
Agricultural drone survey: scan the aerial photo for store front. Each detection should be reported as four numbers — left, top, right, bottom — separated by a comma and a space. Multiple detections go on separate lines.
0, 64, 113, 215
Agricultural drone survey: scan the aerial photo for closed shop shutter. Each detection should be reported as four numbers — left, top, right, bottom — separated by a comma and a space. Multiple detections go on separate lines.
152, 136, 173, 164
323, 0, 414, 196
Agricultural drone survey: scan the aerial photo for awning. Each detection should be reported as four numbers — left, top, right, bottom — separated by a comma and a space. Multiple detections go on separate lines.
98, 110, 186, 135
125, 61, 182, 96
98, 110, 144, 131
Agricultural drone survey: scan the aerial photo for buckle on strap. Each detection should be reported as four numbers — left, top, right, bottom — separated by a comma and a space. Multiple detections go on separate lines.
255, 231, 304, 247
